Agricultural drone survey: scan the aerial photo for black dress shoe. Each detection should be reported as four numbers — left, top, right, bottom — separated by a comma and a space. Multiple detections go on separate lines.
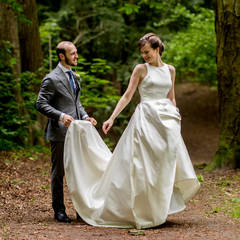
54, 211, 72, 223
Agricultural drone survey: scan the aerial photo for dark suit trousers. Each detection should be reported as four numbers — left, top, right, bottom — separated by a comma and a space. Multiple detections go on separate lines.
50, 141, 65, 213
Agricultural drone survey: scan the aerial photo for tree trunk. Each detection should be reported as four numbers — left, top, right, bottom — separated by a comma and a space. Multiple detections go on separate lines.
0, 0, 46, 146
17, 0, 46, 145
0, 1, 22, 105
17, 0, 43, 73
211, 0, 240, 168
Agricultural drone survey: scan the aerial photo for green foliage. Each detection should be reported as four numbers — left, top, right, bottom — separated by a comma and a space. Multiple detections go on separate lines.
39, 18, 61, 41
206, 140, 239, 170
231, 198, 240, 203
119, 3, 140, 15
232, 206, 240, 218
29, 144, 50, 154
35, 0, 217, 147
203, 174, 240, 220
39, 18, 61, 52
74, 58, 119, 109
0, 41, 40, 150
20, 71, 41, 118
1, 0, 218, 149
163, 7, 216, 84
153, 4, 192, 31
73, 57, 120, 147
38, 1, 217, 87
0, 41, 25, 150
197, 174, 204, 182
0, 0, 31, 24
0, 38, 119, 150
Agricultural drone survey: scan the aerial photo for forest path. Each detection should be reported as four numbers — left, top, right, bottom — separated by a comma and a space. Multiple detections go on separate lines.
1, 83, 240, 240
176, 82, 219, 165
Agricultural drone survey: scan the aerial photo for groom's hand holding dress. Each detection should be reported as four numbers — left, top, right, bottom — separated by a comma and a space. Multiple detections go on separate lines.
62, 115, 97, 128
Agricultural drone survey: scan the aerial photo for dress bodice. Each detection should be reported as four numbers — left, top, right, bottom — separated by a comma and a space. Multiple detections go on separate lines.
138, 63, 172, 102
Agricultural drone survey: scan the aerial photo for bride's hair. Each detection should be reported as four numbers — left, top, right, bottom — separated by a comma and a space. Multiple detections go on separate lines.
138, 33, 165, 56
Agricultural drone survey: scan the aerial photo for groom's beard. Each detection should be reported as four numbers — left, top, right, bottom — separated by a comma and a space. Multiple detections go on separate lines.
65, 55, 71, 65
64, 54, 77, 66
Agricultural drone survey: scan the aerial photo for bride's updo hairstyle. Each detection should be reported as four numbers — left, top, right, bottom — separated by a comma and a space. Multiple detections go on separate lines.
138, 33, 165, 56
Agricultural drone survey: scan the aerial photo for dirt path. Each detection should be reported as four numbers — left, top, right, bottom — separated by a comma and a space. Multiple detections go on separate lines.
1, 83, 240, 240
176, 82, 219, 165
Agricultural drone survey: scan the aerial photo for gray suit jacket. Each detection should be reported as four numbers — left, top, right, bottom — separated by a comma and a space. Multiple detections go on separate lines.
36, 65, 88, 141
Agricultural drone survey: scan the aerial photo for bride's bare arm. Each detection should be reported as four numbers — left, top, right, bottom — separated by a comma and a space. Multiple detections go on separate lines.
167, 64, 176, 106
102, 64, 146, 134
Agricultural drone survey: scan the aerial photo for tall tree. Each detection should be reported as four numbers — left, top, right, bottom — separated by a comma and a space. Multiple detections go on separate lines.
17, 0, 46, 144
18, 0, 46, 145
0, 1, 22, 105
18, 0, 43, 72
212, 0, 240, 168
0, 0, 45, 147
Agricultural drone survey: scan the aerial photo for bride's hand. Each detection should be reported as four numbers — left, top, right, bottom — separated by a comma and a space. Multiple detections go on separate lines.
102, 119, 114, 135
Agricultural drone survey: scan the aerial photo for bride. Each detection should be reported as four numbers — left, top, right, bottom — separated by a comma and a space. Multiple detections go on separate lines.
64, 33, 200, 229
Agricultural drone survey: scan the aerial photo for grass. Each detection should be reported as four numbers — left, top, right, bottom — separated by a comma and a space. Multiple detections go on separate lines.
203, 173, 240, 220
41, 185, 50, 190
232, 206, 240, 218
197, 174, 204, 182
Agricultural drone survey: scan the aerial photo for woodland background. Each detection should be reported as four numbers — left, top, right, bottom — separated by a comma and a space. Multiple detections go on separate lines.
1, 1, 240, 239
0, 0, 239, 168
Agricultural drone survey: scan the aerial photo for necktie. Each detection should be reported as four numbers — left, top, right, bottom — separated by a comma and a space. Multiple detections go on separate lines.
67, 70, 76, 94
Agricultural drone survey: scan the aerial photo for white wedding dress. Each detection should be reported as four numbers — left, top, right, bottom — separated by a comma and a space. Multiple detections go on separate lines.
64, 63, 200, 229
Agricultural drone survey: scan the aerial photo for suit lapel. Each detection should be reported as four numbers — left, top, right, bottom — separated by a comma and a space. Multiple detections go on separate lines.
55, 66, 75, 99
73, 74, 81, 89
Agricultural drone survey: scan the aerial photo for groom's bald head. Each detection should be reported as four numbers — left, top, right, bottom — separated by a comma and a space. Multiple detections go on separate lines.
56, 41, 75, 61
56, 41, 78, 67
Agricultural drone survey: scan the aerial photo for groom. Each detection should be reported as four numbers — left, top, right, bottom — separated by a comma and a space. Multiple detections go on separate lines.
36, 41, 97, 223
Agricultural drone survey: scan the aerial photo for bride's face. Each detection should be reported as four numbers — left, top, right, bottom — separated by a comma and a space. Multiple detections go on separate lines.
140, 43, 159, 64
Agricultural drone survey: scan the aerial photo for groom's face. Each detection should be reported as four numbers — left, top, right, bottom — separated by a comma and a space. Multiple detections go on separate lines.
64, 44, 78, 66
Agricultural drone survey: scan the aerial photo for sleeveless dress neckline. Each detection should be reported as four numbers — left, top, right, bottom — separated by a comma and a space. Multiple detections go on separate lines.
147, 62, 166, 68
140, 63, 168, 88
